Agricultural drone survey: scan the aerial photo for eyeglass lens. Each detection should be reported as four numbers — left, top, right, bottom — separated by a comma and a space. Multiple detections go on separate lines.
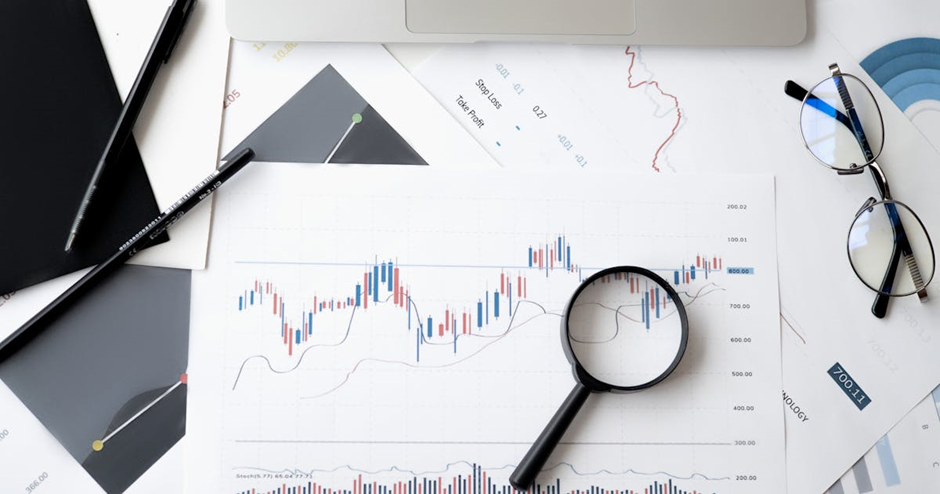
800, 75, 884, 171
849, 201, 935, 297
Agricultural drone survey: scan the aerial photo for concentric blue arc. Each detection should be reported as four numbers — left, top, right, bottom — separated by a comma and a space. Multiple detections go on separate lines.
860, 38, 940, 113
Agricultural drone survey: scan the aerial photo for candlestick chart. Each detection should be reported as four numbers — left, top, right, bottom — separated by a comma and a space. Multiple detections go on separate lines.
189, 167, 786, 494
234, 236, 722, 366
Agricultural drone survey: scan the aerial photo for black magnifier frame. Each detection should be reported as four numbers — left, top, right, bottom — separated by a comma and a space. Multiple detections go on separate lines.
509, 266, 689, 491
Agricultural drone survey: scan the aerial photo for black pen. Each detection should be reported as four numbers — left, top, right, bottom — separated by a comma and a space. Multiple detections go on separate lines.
0, 148, 255, 363
65, 0, 198, 252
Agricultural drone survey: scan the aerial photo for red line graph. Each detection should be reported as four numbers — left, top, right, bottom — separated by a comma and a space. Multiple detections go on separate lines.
624, 46, 683, 173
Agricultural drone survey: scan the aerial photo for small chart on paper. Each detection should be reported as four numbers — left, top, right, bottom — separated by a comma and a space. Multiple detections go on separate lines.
188, 167, 785, 494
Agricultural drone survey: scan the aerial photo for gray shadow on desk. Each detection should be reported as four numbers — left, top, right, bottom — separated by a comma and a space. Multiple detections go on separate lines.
0, 265, 190, 494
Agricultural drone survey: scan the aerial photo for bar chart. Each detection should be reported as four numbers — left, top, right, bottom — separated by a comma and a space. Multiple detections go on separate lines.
234, 463, 718, 494
826, 386, 940, 494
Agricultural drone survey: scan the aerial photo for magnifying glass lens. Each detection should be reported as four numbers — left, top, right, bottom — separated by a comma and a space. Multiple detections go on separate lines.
567, 271, 684, 388
510, 268, 688, 491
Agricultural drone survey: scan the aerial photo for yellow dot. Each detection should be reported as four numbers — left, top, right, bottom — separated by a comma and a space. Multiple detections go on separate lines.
92, 440, 104, 452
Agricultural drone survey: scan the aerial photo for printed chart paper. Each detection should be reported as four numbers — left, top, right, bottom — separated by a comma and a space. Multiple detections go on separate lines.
187, 168, 786, 494
415, 44, 682, 173
413, 30, 940, 494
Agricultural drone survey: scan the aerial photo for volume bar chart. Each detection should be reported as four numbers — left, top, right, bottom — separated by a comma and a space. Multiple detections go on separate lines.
235, 464, 718, 494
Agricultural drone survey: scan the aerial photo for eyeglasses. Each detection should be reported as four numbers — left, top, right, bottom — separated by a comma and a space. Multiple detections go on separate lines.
785, 63, 935, 318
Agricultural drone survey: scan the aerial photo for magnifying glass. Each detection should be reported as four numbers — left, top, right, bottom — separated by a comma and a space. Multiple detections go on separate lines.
509, 266, 689, 490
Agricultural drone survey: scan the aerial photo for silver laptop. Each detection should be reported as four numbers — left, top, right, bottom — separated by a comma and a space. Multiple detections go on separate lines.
225, 0, 806, 45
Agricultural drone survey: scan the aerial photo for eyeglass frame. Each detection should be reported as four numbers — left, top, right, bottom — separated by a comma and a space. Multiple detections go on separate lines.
784, 63, 933, 318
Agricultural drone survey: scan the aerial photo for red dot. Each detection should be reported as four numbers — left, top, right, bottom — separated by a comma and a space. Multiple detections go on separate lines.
180, 373, 188, 384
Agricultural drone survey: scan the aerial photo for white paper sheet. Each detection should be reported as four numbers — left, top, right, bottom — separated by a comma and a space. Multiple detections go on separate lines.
0, 271, 87, 342
0, 380, 103, 493
187, 166, 786, 494
412, 21, 940, 494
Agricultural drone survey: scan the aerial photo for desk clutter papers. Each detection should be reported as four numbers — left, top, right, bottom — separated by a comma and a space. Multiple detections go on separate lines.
412, 30, 940, 494
186, 167, 786, 494
1, 0, 230, 339
0, 0, 230, 380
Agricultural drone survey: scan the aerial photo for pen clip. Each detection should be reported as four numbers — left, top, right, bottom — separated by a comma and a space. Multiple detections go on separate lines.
164, 0, 197, 63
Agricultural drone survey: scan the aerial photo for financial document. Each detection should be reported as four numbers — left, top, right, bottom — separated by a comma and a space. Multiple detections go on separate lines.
186, 167, 786, 494
412, 30, 940, 494
415, 45, 682, 173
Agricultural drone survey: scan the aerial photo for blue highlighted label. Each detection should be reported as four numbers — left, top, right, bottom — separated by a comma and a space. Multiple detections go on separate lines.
727, 267, 755, 274
828, 362, 871, 410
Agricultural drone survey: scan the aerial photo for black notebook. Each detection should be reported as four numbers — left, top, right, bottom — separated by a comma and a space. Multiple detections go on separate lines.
0, 0, 167, 294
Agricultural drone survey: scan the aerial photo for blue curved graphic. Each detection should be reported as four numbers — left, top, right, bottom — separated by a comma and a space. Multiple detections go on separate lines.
860, 38, 940, 112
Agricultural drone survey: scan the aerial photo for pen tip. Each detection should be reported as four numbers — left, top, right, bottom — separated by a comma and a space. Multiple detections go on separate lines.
64, 232, 76, 252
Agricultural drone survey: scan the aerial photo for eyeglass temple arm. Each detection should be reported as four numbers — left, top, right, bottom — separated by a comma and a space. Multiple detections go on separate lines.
872, 239, 902, 317
830, 64, 877, 163
834, 63, 930, 306
871, 199, 928, 310
866, 162, 905, 318
784, 80, 853, 130
884, 199, 928, 301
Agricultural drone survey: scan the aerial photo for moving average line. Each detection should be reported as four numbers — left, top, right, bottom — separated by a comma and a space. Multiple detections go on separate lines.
229, 283, 724, 395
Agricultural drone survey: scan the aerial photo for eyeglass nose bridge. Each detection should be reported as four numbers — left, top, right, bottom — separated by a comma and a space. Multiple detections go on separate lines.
837, 164, 865, 176
855, 197, 877, 217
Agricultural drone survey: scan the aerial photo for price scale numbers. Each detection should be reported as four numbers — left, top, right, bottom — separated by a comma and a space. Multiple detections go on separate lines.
223, 41, 302, 109
251, 41, 300, 63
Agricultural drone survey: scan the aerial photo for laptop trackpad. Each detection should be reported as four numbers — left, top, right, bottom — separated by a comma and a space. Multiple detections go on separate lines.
406, 0, 636, 35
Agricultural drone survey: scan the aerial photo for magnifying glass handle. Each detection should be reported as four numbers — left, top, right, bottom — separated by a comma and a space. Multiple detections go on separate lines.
510, 383, 592, 491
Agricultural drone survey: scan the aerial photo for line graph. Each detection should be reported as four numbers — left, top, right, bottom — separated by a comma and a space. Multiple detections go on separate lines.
623, 47, 683, 173
230, 282, 725, 394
